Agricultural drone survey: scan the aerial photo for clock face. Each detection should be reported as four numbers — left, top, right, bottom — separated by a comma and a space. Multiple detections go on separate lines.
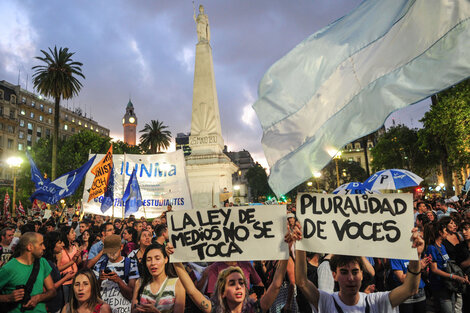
129, 117, 135, 123
122, 118, 125, 124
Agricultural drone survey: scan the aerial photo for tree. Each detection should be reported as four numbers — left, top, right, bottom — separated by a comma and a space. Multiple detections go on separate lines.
32, 46, 85, 180
139, 120, 171, 154
245, 163, 274, 202
418, 79, 470, 196
321, 159, 367, 191
371, 125, 432, 178
113, 140, 142, 154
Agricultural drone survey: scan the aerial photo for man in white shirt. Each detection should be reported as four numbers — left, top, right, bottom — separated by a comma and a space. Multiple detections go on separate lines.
295, 228, 424, 313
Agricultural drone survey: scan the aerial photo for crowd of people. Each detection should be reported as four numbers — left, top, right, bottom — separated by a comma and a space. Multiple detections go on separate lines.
0, 198, 468, 313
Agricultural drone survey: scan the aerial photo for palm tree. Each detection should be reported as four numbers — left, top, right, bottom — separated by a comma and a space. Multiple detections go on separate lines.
139, 120, 172, 154
32, 46, 85, 180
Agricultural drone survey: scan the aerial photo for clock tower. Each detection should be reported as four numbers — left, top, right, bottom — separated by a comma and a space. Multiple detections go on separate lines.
122, 100, 138, 146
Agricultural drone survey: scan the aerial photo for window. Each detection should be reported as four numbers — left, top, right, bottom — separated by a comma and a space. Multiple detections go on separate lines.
30, 112, 34, 118
0, 123, 3, 130
7, 139, 13, 149
354, 143, 361, 150
7, 125, 14, 133
357, 157, 361, 164
65, 114, 68, 121
46, 128, 51, 138
95, 128, 99, 132
0, 90, 3, 100
27, 123, 33, 130
48, 118, 51, 124
84, 123, 88, 128
19, 119, 25, 127
0, 106, 3, 115
20, 109, 26, 115
10, 95, 16, 104
72, 127, 75, 133
31, 101, 35, 107
48, 107, 53, 114
39, 115, 43, 122
19, 131, 24, 139
18, 143, 23, 151
37, 127, 42, 137
40, 104, 44, 111
21, 97, 26, 104
72, 117, 75, 122
0, 136, 3, 147
78, 121, 82, 126
64, 124, 68, 131
9, 109, 15, 119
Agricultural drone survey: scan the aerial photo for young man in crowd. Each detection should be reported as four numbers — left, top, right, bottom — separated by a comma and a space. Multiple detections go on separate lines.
153, 224, 168, 245
436, 199, 457, 220
295, 228, 424, 312
0, 227, 15, 267
93, 234, 139, 313
114, 218, 123, 235
0, 232, 56, 312
87, 222, 115, 269
133, 220, 143, 235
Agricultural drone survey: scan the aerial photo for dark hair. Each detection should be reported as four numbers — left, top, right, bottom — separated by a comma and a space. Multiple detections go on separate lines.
77, 230, 94, 251
0, 227, 13, 239
329, 255, 364, 273
100, 222, 112, 234
155, 224, 167, 238
20, 223, 35, 235
44, 231, 62, 263
60, 225, 74, 250
416, 213, 430, 226
438, 199, 446, 206
124, 227, 138, 244
424, 221, 448, 245
137, 243, 172, 301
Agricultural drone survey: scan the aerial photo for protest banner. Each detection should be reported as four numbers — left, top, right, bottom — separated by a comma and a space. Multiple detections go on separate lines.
168, 205, 289, 262
296, 193, 417, 260
88, 145, 113, 202
82, 150, 192, 218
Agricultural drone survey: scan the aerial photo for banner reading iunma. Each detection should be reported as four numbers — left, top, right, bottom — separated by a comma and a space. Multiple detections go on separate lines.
82, 150, 192, 217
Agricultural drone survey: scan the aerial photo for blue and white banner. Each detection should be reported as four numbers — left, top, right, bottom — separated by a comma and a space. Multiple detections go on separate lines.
82, 150, 193, 217
253, 0, 470, 196
27, 152, 50, 189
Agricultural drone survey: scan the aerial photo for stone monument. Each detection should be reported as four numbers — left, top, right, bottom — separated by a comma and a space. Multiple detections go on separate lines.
186, 4, 238, 209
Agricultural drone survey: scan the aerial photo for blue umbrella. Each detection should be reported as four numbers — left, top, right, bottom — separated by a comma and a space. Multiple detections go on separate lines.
332, 182, 376, 195
363, 169, 423, 190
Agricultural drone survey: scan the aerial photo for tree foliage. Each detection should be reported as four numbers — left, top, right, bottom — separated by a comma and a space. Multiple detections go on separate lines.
139, 120, 172, 154
370, 125, 431, 178
321, 159, 367, 191
245, 163, 274, 202
32, 46, 85, 179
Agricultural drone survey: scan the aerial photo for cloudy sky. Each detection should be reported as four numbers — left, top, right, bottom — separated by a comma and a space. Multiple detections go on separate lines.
0, 0, 429, 168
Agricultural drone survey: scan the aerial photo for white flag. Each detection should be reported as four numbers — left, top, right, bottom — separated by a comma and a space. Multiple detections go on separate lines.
253, 0, 470, 196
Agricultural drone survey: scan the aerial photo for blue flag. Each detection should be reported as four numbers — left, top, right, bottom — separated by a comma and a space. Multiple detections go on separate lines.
31, 155, 97, 204
100, 165, 114, 213
122, 168, 143, 216
26, 152, 50, 189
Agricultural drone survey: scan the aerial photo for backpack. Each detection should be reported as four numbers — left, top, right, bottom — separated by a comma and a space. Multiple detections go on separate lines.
99, 255, 132, 283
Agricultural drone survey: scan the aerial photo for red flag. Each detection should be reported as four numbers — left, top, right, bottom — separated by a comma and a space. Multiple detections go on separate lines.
40, 201, 47, 210
17, 201, 26, 216
3, 192, 10, 217
32, 199, 40, 214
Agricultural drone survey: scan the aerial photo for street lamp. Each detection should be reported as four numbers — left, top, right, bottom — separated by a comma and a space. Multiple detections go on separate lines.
313, 172, 322, 190
333, 151, 342, 188
7, 156, 23, 217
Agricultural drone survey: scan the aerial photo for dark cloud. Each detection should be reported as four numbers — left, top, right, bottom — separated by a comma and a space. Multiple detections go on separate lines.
1, 0, 427, 168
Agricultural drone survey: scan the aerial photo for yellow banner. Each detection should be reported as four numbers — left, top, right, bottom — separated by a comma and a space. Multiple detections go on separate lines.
87, 145, 113, 202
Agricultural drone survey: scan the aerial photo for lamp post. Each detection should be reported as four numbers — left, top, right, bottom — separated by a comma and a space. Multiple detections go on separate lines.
333, 152, 342, 188
313, 172, 322, 190
7, 156, 23, 217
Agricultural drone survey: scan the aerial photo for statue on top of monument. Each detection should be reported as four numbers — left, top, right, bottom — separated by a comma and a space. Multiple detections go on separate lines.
194, 4, 210, 43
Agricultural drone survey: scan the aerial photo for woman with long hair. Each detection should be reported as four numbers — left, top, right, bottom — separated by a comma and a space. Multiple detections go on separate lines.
59, 225, 83, 301
425, 219, 469, 313
128, 229, 153, 275
131, 243, 185, 313
122, 227, 138, 257
61, 269, 111, 313
77, 229, 94, 266
44, 231, 76, 313
166, 243, 288, 313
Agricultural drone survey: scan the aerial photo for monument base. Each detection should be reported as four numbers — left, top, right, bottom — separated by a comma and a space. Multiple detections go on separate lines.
185, 152, 238, 209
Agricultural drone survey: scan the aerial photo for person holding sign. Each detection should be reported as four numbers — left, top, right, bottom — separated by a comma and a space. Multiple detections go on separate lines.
165, 243, 289, 313
295, 227, 425, 313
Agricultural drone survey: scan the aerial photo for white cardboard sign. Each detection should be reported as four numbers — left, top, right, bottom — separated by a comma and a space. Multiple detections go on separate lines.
296, 193, 417, 260
168, 205, 289, 262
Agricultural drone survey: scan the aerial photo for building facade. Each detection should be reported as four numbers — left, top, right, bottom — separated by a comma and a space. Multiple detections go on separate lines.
224, 147, 256, 205
122, 100, 137, 146
0, 80, 110, 180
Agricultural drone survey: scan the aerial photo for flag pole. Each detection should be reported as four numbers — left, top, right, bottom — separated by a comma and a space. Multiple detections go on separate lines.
122, 153, 127, 219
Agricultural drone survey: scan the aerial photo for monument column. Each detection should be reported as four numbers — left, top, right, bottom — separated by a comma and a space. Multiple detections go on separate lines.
186, 5, 238, 209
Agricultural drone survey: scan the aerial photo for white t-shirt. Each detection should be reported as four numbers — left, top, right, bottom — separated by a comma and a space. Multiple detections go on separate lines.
313, 290, 397, 313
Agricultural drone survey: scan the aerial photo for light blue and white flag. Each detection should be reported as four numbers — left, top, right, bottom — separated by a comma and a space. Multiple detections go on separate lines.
253, 0, 470, 196
31, 155, 97, 204
122, 168, 143, 216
